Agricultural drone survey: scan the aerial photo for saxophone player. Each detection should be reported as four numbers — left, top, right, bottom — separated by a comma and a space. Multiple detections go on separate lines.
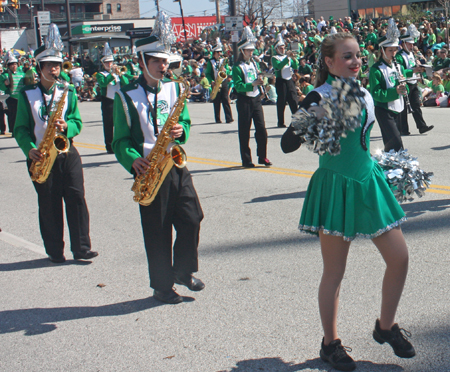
97, 42, 129, 154
14, 23, 97, 263
204, 38, 233, 123
112, 12, 204, 305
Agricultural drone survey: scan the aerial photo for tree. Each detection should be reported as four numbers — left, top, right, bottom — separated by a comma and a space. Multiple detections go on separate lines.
221, 0, 291, 28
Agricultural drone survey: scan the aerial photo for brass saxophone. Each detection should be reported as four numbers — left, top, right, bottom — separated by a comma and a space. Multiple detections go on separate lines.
29, 85, 71, 183
131, 77, 189, 206
210, 58, 228, 101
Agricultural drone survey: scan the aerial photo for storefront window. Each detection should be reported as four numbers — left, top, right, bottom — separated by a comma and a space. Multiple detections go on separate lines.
359, 9, 366, 19
375, 8, 382, 17
392, 6, 401, 15
366, 8, 374, 18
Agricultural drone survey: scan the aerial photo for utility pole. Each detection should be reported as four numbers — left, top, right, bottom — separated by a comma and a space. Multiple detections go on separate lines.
154, 0, 159, 12
65, 0, 72, 57
176, 0, 187, 41
41, 0, 44, 11
215, 0, 220, 24
229, 0, 237, 62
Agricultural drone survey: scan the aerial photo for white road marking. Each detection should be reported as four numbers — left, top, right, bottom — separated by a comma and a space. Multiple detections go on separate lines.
0, 231, 46, 256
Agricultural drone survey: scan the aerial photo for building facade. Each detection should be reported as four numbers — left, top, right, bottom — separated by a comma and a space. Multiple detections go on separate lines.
0, 0, 139, 29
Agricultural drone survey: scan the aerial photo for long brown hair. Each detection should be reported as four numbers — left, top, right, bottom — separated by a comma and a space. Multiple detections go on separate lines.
315, 32, 356, 88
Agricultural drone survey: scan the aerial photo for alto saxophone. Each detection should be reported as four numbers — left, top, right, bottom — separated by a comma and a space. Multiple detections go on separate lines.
29, 85, 71, 183
131, 77, 190, 206
210, 58, 228, 101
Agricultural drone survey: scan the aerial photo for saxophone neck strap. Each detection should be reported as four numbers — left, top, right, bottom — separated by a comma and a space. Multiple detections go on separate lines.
40, 83, 58, 122
139, 80, 159, 136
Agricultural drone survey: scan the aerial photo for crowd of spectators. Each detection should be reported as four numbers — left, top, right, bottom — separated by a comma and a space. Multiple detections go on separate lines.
3, 9, 450, 107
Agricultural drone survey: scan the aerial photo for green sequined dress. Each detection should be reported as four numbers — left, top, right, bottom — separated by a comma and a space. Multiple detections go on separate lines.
298, 79, 406, 241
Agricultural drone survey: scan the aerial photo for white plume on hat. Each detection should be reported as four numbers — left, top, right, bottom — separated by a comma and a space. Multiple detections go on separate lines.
238, 26, 257, 50
211, 37, 223, 52
274, 33, 285, 49
101, 42, 114, 63
379, 18, 400, 48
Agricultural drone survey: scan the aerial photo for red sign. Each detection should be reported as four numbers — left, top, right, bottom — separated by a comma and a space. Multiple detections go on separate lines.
171, 16, 225, 41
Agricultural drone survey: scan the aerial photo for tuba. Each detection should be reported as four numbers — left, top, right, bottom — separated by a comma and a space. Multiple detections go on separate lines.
210, 58, 228, 101
29, 85, 71, 183
131, 76, 189, 206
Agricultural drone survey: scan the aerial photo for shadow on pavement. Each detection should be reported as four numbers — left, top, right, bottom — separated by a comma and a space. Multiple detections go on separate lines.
190, 166, 249, 175
219, 357, 404, 372
82, 160, 118, 168
408, 322, 450, 372
402, 198, 450, 218
245, 191, 307, 203
0, 296, 194, 336
0, 258, 92, 272
81, 152, 113, 157
431, 144, 450, 151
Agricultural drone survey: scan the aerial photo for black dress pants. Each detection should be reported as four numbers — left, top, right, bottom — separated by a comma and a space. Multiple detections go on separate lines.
375, 106, 403, 152
6, 97, 18, 134
236, 94, 268, 164
212, 80, 233, 123
101, 96, 114, 152
399, 83, 427, 134
28, 145, 91, 258
275, 78, 298, 126
0, 102, 6, 134
139, 166, 204, 292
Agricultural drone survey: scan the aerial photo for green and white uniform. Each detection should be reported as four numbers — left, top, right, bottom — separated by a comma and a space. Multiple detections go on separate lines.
0, 68, 25, 133
113, 76, 190, 173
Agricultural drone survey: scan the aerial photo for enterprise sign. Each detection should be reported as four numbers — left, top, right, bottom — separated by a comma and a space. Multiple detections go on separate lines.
73, 23, 134, 35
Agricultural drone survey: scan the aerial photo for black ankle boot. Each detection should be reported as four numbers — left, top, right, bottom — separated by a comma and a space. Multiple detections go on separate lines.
320, 338, 356, 371
373, 319, 416, 358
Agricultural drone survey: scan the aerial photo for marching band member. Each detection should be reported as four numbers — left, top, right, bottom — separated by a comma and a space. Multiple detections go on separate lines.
369, 19, 419, 152
397, 25, 434, 136
125, 47, 141, 80
232, 26, 271, 167
205, 38, 233, 123
14, 24, 97, 263
112, 12, 204, 304
0, 51, 25, 135
271, 34, 299, 127
97, 43, 129, 153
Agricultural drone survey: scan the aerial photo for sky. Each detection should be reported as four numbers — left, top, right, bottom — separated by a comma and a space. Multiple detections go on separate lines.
139, 0, 221, 19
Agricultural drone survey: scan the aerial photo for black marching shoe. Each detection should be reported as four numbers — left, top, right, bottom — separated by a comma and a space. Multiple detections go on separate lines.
242, 162, 255, 168
419, 125, 434, 134
320, 338, 356, 371
373, 319, 416, 358
48, 255, 66, 263
174, 273, 205, 292
258, 158, 272, 167
73, 251, 99, 260
153, 289, 183, 304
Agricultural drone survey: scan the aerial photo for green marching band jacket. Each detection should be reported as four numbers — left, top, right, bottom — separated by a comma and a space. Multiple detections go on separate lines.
369, 59, 413, 114
232, 59, 262, 97
112, 75, 190, 174
204, 57, 230, 84
0, 69, 25, 99
271, 53, 299, 79
96, 70, 129, 98
14, 81, 82, 158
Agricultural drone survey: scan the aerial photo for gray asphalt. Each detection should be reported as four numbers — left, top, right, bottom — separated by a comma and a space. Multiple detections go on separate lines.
0, 100, 449, 372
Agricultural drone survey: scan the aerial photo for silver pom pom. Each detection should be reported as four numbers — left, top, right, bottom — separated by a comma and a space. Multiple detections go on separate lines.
291, 78, 365, 156
372, 149, 433, 203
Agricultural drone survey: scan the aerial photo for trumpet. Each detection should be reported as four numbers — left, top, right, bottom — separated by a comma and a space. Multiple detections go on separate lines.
62, 61, 73, 74
119, 65, 128, 76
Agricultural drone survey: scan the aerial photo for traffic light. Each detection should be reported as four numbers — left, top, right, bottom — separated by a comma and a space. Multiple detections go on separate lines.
11, 0, 19, 9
